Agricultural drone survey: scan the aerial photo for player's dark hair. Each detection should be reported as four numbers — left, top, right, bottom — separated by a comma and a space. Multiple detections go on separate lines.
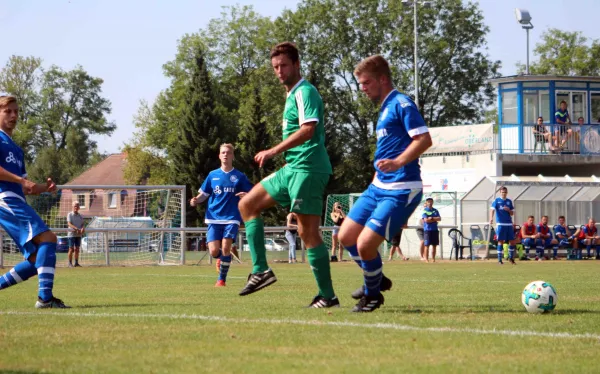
560, 100, 567, 106
528, 215, 534, 219
537, 116, 544, 121
558, 216, 565, 220
542, 215, 548, 219
270, 42, 300, 64
500, 186, 508, 192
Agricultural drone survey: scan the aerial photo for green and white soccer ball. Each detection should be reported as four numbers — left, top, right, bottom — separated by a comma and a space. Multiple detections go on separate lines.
521, 281, 558, 314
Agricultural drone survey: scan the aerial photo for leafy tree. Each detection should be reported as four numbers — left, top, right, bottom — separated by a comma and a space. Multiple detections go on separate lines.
171, 47, 222, 227
517, 28, 600, 76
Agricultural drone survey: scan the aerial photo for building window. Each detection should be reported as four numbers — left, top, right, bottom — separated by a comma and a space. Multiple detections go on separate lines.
556, 91, 587, 123
501, 91, 517, 124
76, 194, 86, 209
591, 93, 600, 123
523, 90, 550, 124
108, 193, 117, 208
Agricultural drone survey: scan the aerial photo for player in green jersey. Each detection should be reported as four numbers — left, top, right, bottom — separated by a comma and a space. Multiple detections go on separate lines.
238, 42, 339, 308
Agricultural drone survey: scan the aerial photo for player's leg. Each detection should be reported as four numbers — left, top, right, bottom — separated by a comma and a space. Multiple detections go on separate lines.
238, 170, 287, 296
32, 230, 69, 308
508, 239, 517, 264
352, 189, 422, 313
67, 241, 74, 267
207, 223, 223, 272
594, 238, 600, 259
496, 240, 505, 263
430, 231, 439, 262
550, 239, 559, 260
216, 225, 237, 285
522, 238, 532, 260
534, 238, 544, 260
238, 174, 280, 274
74, 237, 81, 267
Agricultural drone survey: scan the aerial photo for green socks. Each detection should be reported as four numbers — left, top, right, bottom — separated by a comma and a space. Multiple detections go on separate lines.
307, 243, 335, 299
245, 218, 269, 273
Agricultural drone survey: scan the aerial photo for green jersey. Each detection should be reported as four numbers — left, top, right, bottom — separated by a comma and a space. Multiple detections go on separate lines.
282, 79, 332, 174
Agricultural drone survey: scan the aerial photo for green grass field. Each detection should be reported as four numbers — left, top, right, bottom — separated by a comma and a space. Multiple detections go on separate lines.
1, 260, 600, 373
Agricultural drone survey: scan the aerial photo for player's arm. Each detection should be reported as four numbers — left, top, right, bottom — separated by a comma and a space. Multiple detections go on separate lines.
489, 203, 495, 224
520, 226, 528, 239
377, 132, 432, 172
191, 177, 211, 207
255, 123, 316, 167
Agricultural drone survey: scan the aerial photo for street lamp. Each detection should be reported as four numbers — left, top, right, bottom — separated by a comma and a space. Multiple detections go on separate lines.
402, 0, 431, 110
515, 8, 534, 75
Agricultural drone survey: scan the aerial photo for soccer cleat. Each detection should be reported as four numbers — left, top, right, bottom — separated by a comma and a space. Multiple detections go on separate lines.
35, 297, 71, 309
330, 255, 338, 262
74, 263, 82, 267
215, 259, 221, 274
351, 274, 392, 300
351, 293, 385, 313
307, 295, 340, 308
215, 280, 226, 287
498, 260, 503, 265
509, 258, 516, 265
239, 269, 277, 296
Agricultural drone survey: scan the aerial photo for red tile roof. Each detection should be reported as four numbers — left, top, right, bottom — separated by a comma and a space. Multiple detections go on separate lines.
66, 153, 128, 186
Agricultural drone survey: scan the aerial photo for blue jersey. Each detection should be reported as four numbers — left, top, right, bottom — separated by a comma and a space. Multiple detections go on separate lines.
0, 130, 27, 199
199, 168, 253, 225
553, 224, 567, 238
490, 197, 514, 225
372, 90, 428, 190
422, 207, 440, 231
555, 108, 569, 124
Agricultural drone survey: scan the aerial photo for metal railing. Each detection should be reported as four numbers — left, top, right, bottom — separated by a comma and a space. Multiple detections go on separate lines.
497, 124, 599, 154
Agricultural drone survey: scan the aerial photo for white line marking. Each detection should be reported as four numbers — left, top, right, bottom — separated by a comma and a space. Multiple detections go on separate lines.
103, 274, 247, 279
1, 311, 598, 341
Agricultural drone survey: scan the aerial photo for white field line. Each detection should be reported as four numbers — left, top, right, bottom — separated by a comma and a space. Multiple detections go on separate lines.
102, 274, 516, 282
1, 310, 599, 341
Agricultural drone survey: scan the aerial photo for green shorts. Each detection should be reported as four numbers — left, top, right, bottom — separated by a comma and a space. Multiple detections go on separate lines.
261, 167, 329, 216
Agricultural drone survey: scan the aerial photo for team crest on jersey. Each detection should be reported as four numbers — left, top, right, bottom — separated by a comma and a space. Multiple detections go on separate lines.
5, 152, 22, 168
230, 175, 238, 183
213, 186, 222, 195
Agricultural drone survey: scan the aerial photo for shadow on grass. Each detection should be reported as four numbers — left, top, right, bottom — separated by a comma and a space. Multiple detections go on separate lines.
379, 306, 600, 315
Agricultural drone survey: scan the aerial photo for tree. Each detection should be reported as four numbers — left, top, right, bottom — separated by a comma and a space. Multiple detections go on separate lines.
517, 28, 600, 76
171, 46, 222, 227
0, 57, 115, 184
275, 0, 500, 191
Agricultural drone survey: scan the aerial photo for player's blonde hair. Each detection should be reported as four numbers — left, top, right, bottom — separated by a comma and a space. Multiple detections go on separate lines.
0, 95, 17, 109
220, 143, 235, 152
354, 55, 392, 81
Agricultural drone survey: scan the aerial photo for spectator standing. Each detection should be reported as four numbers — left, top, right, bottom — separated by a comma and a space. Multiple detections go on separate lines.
330, 202, 345, 262
285, 212, 298, 263
67, 201, 85, 267
422, 198, 441, 262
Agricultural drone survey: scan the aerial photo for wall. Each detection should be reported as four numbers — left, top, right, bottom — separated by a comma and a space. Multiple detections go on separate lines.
420, 153, 500, 193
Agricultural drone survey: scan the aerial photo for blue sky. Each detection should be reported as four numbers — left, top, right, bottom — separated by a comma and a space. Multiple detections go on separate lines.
1, 0, 598, 154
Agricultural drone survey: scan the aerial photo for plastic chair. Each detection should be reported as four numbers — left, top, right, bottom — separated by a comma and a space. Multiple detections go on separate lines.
448, 228, 473, 260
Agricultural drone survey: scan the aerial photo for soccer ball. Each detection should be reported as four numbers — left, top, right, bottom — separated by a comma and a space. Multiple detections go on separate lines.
521, 281, 557, 314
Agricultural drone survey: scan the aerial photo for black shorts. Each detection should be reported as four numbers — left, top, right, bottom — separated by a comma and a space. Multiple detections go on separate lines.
391, 229, 403, 246
416, 228, 424, 241
424, 230, 439, 246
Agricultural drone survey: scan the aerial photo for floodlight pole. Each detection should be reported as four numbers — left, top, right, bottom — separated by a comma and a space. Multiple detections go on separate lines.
526, 27, 530, 75
413, 0, 419, 109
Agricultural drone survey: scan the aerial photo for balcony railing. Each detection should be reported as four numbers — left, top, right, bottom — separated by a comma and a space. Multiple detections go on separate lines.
497, 124, 600, 155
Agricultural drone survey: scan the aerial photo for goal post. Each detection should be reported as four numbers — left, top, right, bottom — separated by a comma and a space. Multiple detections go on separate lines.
0, 185, 186, 268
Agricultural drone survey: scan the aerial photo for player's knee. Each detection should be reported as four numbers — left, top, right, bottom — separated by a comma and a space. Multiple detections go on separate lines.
210, 248, 221, 258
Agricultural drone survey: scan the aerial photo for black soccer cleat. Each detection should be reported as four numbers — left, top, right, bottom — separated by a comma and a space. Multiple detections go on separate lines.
35, 297, 71, 309
509, 258, 516, 265
239, 269, 277, 296
307, 295, 340, 309
351, 293, 385, 313
351, 274, 392, 300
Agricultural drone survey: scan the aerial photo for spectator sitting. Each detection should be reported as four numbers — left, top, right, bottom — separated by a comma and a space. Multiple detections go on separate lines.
422, 197, 441, 263
577, 218, 600, 260
532, 116, 556, 152
536, 215, 559, 261
554, 100, 573, 150
553, 215, 576, 259
520, 215, 539, 260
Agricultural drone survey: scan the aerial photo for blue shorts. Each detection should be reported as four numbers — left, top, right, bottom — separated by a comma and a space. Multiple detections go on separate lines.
347, 184, 422, 241
541, 238, 554, 248
68, 237, 82, 248
207, 223, 239, 243
522, 238, 535, 248
496, 225, 514, 242
0, 195, 49, 260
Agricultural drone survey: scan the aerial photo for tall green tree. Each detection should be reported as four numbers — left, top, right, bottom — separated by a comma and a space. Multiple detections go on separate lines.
517, 28, 600, 76
171, 47, 222, 227
0, 57, 114, 184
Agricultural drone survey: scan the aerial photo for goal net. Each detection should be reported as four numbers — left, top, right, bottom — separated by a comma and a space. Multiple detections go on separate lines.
0, 185, 185, 268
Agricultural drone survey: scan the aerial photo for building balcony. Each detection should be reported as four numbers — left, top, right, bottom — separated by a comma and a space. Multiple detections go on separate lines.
497, 124, 600, 155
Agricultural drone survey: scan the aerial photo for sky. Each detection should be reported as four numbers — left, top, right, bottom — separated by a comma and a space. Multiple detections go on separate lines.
1, 0, 599, 154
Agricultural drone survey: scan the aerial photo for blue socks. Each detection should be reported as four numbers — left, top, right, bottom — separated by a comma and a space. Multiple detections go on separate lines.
35, 242, 57, 302
0, 260, 37, 290
345, 244, 362, 267
508, 245, 515, 260
553, 245, 558, 258
361, 254, 383, 296
497, 245, 503, 262
218, 254, 231, 282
